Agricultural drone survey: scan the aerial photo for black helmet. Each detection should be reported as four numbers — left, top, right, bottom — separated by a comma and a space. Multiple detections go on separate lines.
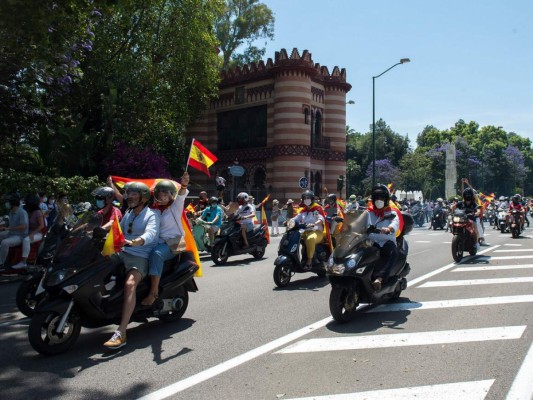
326, 193, 337, 204
301, 190, 315, 202
126, 182, 151, 202
463, 188, 474, 201
154, 180, 177, 198
371, 184, 390, 206
512, 194, 521, 203
208, 196, 218, 205
92, 186, 115, 200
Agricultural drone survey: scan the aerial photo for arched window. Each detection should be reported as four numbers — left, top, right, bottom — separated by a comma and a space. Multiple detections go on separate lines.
313, 111, 322, 146
253, 167, 266, 189
304, 108, 309, 124
314, 171, 322, 197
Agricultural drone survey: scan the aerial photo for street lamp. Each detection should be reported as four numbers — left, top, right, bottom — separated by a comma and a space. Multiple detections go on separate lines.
372, 58, 410, 187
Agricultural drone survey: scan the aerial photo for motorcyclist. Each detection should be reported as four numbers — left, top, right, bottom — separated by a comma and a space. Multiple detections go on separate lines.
234, 192, 255, 248
199, 196, 223, 246
324, 194, 342, 232
291, 190, 326, 271
365, 185, 400, 291
345, 195, 359, 212
450, 188, 482, 249
430, 198, 445, 229
498, 196, 510, 210
509, 194, 525, 229
92, 186, 122, 231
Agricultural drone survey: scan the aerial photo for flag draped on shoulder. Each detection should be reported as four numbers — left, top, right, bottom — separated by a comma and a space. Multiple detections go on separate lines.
187, 139, 217, 177
101, 218, 125, 256
109, 176, 202, 277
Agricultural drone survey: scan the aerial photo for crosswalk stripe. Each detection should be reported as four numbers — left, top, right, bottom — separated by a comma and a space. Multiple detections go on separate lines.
368, 295, 533, 312
504, 243, 523, 246
494, 249, 533, 253
416, 241, 432, 243
419, 277, 533, 287
453, 264, 533, 272
275, 326, 525, 353
506, 340, 533, 400
480, 255, 533, 260
285, 380, 495, 400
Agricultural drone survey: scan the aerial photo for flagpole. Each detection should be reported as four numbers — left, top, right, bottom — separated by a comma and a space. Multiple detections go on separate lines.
185, 138, 195, 173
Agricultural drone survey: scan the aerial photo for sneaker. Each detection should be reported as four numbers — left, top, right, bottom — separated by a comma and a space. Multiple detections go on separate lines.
11, 261, 27, 270
104, 330, 127, 349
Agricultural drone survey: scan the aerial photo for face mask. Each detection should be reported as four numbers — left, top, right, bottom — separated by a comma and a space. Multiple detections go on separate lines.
96, 199, 105, 209
210, 203, 217, 208
304, 199, 312, 206
5, 202, 11, 209
375, 200, 385, 209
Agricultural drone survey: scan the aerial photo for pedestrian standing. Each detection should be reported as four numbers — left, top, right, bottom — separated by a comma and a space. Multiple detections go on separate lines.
271, 199, 281, 236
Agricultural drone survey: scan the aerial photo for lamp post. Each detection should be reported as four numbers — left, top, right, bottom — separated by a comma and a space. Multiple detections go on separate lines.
372, 58, 410, 187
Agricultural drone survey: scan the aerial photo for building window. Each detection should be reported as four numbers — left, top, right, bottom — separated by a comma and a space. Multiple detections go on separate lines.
304, 108, 309, 124
217, 105, 268, 150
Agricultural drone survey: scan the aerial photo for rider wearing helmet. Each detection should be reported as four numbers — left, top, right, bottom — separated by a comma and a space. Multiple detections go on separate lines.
200, 196, 223, 245
346, 194, 359, 212
366, 184, 401, 291
324, 193, 342, 234
92, 186, 122, 230
196, 191, 208, 213
291, 190, 327, 270
235, 192, 256, 247
450, 187, 482, 247
509, 193, 525, 228
104, 181, 160, 349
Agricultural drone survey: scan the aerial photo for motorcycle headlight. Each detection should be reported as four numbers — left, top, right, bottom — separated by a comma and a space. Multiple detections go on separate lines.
453, 216, 461, 222
327, 263, 345, 275
287, 219, 296, 230
46, 269, 76, 286
346, 258, 356, 269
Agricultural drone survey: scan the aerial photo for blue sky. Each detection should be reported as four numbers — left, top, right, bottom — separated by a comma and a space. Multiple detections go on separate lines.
255, 0, 533, 146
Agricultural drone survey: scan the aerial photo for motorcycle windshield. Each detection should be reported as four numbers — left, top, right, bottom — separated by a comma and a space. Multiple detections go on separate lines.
332, 210, 370, 259
53, 212, 103, 264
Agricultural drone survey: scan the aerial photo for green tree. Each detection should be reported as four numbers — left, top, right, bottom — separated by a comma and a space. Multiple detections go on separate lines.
398, 152, 432, 192
215, 0, 275, 69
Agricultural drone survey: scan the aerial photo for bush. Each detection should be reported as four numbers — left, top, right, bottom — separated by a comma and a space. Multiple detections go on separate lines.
0, 168, 103, 203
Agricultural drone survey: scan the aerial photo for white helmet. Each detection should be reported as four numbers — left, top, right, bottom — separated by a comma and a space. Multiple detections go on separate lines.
237, 192, 249, 204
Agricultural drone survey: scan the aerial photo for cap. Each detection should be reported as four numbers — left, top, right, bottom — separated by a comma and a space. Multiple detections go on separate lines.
287, 199, 293, 204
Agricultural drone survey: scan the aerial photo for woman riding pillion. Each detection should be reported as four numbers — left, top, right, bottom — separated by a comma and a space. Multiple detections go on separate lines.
290, 190, 330, 271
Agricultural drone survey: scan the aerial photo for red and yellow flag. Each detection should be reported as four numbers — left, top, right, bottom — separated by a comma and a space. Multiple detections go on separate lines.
188, 139, 217, 177
185, 203, 196, 214
110, 176, 202, 277
259, 195, 271, 244
102, 217, 125, 256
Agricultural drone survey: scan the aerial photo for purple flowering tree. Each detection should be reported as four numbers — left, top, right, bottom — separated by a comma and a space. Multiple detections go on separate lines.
363, 159, 399, 187
105, 142, 171, 178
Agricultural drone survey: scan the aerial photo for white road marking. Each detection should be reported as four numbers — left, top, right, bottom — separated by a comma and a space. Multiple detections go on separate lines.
276, 326, 525, 353
443, 241, 452, 244
494, 249, 533, 252
286, 380, 495, 400
506, 340, 533, 400
504, 243, 523, 246
368, 295, 533, 312
453, 264, 533, 272
415, 241, 432, 243
0, 318, 29, 328
419, 277, 533, 287
481, 255, 533, 260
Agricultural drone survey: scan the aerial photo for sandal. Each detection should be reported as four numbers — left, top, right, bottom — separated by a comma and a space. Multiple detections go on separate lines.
141, 292, 158, 306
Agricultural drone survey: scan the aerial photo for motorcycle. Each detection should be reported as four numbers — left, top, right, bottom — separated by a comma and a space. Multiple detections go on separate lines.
509, 209, 522, 238
27, 212, 199, 356
273, 220, 331, 287
192, 217, 212, 253
450, 209, 477, 262
431, 208, 447, 230
210, 215, 268, 265
326, 210, 413, 323
486, 206, 496, 227
410, 204, 425, 227
498, 209, 509, 233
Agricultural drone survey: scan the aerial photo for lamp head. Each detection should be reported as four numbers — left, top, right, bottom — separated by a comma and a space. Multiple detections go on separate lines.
400, 58, 411, 64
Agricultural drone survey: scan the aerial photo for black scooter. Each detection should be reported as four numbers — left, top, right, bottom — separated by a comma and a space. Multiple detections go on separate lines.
211, 215, 268, 265
273, 220, 331, 287
27, 213, 199, 356
326, 210, 413, 323
431, 208, 447, 230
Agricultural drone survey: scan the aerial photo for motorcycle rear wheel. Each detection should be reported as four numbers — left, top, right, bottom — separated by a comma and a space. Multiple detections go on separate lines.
159, 290, 189, 322
16, 275, 43, 317
329, 285, 358, 323
28, 310, 81, 355
273, 263, 292, 287
451, 235, 464, 262
211, 243, 229, 265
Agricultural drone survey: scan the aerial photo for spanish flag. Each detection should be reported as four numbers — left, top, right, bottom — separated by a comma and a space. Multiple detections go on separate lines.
110, 176, 203, 277
188, 139, 217, 177
102, 217, 125, 256
259, 195, 271, 244
186, 203, 196, 214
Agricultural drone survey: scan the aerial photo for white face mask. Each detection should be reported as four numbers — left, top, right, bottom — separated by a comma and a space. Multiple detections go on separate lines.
304, 199, 312, 206
375, 200, 385, 209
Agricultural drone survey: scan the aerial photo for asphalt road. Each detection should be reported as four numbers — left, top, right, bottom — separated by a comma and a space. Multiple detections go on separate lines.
1, 223, 532, 400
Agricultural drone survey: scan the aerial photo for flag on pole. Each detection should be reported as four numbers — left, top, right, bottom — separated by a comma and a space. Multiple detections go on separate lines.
186, 203, 196, 214
187, 139, 217, 177
259, 195, 271, 244
102, 217, 125, 256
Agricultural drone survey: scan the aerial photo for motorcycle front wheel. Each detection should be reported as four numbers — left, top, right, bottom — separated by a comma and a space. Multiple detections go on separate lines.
451, 234, 464, 262
16, 274, 44, 317
252, 239, 268, 259
329, 285, 358, 323
211, 242, 229, 265
28, 309, 81, 355
273, 263, 292, 287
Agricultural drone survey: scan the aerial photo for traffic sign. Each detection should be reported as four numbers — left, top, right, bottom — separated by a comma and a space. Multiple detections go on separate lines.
229, 165, 245, 177
299, 177, 309, 189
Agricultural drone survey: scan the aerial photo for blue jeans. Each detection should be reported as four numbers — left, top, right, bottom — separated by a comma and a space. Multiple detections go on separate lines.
148, 242, 174, 277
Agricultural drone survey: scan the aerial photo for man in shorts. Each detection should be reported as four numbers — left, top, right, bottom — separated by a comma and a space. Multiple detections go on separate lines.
104, 182, 160, 349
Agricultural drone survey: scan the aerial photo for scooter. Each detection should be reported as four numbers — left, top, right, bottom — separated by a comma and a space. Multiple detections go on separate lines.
326, 210, 413, 323
273, 220, 331, 287
431, 208, 447, 230
498, 209, 509, 233
450, 209, 477, 262
509, 209, 522, 238
210, 215, 268, 265
192, 217, 212, 252
27, 212, 199, 356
